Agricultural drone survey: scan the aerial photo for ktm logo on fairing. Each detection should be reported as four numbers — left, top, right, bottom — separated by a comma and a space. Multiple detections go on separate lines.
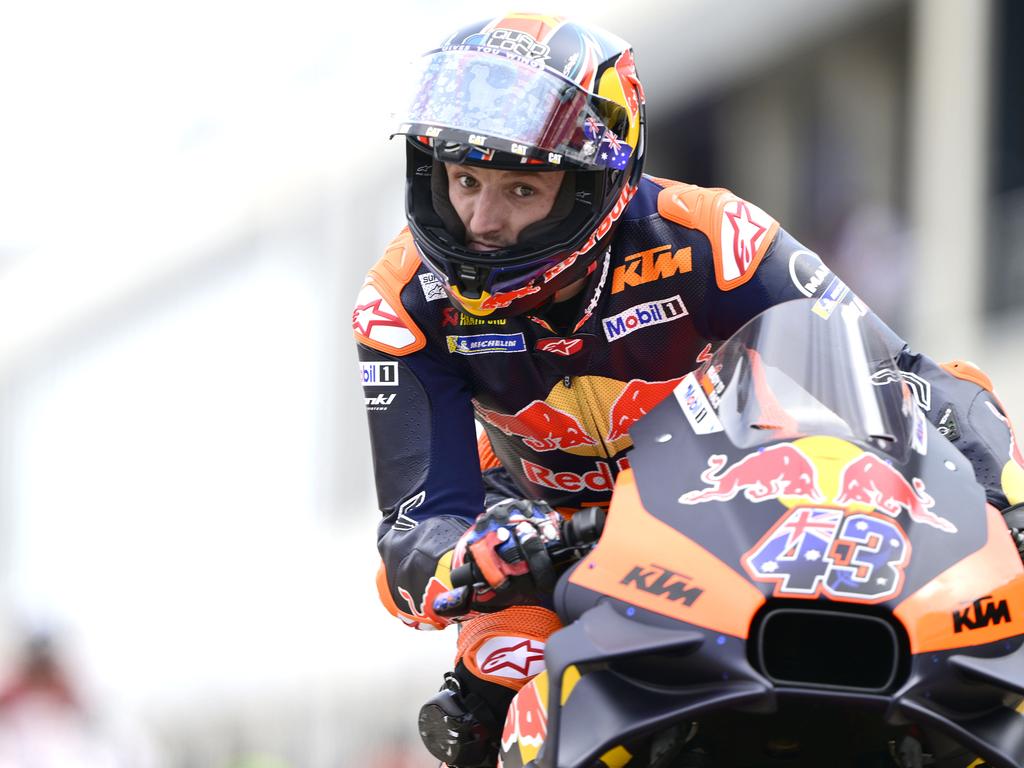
621, 564, 703, 606
611, 245, 692, 293
953, 596, 1011, 633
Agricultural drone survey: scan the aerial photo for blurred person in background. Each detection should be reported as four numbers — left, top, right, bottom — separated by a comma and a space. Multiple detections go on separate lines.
0, 632, 156, 767
353, 12, 1024, 766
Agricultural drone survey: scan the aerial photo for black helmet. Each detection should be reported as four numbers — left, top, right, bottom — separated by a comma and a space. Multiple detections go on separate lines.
393, 12, 646, 318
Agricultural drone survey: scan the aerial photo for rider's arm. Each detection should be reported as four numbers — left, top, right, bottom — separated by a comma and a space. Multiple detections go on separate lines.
695, 214, 1023, 510
355, 232, 483, 630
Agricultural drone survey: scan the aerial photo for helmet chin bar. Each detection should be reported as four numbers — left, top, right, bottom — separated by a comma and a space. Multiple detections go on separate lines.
456, 263, 486, 298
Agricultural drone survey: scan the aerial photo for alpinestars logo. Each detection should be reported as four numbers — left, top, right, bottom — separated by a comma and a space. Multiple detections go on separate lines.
621, 564, 703, 606
603, 295, 688, 341
953, 595, 1011, 633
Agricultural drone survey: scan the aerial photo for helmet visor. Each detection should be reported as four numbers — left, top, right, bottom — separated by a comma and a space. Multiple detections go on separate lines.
394, 49, 631, 170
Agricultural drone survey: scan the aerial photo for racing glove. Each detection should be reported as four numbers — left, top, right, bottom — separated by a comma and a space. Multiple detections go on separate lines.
433, 499, 561, 618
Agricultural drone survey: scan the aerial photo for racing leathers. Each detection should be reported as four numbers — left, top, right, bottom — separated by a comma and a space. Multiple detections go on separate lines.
355, 175, 1024, 641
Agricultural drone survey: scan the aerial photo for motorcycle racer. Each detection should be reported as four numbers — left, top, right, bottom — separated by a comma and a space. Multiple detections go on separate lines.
353, 12, 1024, 767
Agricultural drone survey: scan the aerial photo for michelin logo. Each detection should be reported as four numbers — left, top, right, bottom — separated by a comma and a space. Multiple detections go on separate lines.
603, 295, 688, 341
446, 333, 527, 355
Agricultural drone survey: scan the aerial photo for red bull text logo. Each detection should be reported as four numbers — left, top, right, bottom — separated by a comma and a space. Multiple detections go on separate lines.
523, 457, 631, 493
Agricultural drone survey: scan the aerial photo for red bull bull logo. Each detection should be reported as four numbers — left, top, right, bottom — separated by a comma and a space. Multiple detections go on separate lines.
500, 676, 548, 758
679, 445, 825, 505
480, 284, 542, 311
606, 377, 684, 441
835, 454, 956, 533
680, 440, 957, 535
477, 401, 597, 452
476, 375, 688, 459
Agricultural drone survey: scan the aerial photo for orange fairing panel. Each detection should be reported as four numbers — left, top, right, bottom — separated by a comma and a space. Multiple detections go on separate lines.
352, 229, 427, 357
894, 504, 1024, 654
569, 469, 764, 638
655, 183, 780, 292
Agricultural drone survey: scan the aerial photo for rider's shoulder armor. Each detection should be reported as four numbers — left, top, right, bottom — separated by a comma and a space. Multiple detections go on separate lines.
352, 228, 428, 357
648, 176, 780, 292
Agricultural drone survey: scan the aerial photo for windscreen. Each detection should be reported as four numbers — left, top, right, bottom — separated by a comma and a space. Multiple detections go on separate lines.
698, 298, 920, 461
393, 48, 630, 169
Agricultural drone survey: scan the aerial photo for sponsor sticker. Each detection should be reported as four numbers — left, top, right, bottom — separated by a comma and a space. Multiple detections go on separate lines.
419, 272, 448, 302
522, 457, 631, 493
535, 337, 584, 356
788, 249, 831, 297
442, 307, 506, 327
447, 333, 527, 355
621, 564, 703, 606
476, 637, 546, 680
360, 361, 398, 387
811, 277, 850, 319
720, 199, 773, 283
603, 295, 688, 341
365, 393, 396, 411
352, 284, 417, 351
912, 406, 928, 455
674, 372, 723, 434
870, 368, 932, 412
953, 596, 1012, 633
611, 245, 692, 293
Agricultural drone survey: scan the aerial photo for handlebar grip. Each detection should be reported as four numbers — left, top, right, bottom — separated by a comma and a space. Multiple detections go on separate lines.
562, 506, 606, 548
450, 562, 481, 589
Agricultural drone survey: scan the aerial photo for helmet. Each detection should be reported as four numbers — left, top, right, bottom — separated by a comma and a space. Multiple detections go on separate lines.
394, 13, 646, 318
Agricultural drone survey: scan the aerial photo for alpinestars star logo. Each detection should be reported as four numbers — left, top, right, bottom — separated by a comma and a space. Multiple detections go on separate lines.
352, 298, 403, 337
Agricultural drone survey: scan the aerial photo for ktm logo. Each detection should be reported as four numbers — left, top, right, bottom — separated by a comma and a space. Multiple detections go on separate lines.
621, 563, 703, 606
612, 245, 692, 294
953, 595, 1011, 633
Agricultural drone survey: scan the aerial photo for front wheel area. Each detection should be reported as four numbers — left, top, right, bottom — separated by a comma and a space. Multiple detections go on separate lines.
572, 704, 988, 768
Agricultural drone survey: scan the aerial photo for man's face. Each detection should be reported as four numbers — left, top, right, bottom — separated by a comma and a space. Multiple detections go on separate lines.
444, 163, 565, 251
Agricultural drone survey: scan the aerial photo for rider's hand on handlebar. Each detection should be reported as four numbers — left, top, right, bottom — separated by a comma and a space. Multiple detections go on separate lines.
433, 499, 562, 618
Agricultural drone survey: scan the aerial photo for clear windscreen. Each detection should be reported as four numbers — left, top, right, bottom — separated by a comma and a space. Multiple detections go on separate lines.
393, 49, 631, 169
699, 298, 919, 461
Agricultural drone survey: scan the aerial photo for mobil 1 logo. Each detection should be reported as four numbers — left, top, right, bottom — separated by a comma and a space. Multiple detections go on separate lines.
361, 361, 398, 387
603, 295, 688, 342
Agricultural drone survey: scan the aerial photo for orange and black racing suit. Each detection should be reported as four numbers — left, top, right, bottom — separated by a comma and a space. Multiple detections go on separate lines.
354, 176, 1024, 694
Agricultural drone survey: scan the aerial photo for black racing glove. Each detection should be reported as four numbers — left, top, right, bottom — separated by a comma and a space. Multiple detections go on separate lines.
433, 499, 561, 618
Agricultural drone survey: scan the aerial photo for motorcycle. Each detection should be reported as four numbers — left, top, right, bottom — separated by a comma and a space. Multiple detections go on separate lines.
485, 297, 1024, 768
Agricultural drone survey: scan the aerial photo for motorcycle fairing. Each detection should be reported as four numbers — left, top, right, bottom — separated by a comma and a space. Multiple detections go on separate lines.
623, 393, 992, 606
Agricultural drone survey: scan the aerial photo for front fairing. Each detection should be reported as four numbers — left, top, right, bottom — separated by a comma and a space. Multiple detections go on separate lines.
515, 299, 1024, 768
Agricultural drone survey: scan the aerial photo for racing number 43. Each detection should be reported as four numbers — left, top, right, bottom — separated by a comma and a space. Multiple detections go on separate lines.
743, 506, 911, 603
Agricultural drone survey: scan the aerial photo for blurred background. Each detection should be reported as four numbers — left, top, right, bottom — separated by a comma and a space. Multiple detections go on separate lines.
0, 0, 1020, 765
